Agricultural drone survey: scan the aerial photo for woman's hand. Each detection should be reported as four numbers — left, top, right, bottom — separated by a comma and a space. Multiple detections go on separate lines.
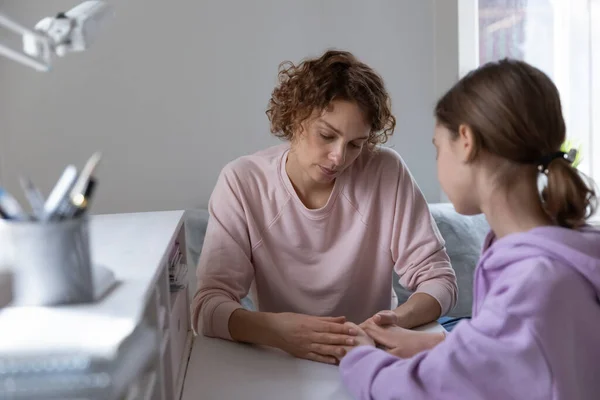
360, 320, 446, 358
268, 313, 359, 365
361, 294, 443, 330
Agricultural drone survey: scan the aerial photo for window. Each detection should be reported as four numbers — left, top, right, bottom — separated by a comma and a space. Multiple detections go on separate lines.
460, 0, 599, 220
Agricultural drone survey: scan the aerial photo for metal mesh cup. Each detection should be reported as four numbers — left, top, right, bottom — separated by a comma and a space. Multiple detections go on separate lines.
0, 216, 94, 306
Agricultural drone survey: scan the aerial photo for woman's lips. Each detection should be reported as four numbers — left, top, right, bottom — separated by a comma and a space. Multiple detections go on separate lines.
319, 166, 337, 177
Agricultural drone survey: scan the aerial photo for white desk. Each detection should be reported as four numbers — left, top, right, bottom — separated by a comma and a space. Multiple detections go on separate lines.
181, 322, 446, 400
0, 209, 449, 400
0, 211, 191, 400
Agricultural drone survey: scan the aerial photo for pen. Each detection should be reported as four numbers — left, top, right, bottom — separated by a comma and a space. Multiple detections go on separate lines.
62, 152, 102, 218
70, 177, 97, 218
19, 176, 46, 220
69, 152, 102, 201
42, 165, 78, 221
0, 187, 26, 220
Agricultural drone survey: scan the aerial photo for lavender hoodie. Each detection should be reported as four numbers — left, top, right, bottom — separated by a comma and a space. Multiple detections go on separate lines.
340, 226, 600, 400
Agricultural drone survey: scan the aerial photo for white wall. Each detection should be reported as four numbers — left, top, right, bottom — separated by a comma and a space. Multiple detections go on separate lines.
0, 0, 459, 214
434, 0, 460, 202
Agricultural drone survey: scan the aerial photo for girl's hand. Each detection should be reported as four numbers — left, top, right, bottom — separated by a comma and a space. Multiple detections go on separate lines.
336, 322, 375, 361
361, 320, 446, 358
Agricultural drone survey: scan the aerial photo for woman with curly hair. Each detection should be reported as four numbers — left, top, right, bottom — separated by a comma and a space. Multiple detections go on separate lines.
191, 50, 458, 365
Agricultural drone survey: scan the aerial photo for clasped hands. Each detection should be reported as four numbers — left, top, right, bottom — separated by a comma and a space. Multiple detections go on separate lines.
271, 311, 445, 365
343, 310, 445, 361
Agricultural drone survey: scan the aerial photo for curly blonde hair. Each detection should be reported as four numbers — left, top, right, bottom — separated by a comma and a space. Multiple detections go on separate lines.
266, 50, 396, 147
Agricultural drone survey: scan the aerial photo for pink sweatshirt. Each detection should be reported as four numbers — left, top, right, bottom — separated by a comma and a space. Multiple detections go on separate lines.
192, 144, 457, 339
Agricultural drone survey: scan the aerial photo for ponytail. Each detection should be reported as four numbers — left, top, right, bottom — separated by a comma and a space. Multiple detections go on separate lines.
542, 158, 598, 228
432, 58, 598, 229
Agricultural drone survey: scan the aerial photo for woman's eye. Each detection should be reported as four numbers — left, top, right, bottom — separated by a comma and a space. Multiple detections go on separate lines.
350, 142, 362, 149
320, 133, 334, 141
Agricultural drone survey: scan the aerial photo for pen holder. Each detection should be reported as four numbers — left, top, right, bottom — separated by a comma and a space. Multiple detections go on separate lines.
0, 216, 94, 306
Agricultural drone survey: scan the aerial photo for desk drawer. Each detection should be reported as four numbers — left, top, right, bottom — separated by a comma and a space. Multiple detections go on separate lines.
169, 286, 189, 385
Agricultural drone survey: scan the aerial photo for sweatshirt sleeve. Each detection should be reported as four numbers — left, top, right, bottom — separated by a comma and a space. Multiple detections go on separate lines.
390, 157, 457, 315
190, 165, 255, 340
339, 278, 553, 400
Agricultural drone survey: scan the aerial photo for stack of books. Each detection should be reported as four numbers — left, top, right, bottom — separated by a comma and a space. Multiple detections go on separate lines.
0, 321, 158, 400
168, 241, 187, 292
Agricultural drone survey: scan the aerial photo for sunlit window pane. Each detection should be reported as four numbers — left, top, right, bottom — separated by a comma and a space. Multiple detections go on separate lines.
477, 0, 592, 177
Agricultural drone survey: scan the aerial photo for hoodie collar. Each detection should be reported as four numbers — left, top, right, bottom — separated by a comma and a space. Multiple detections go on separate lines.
479, 225, 600, 298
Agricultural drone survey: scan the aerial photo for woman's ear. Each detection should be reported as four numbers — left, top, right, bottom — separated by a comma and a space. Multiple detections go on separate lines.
295, 119, 313, 140
457, 124, 477, 162
290, 123, 305, 145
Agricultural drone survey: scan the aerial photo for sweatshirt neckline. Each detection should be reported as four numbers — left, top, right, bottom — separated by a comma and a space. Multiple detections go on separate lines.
278, 148, 345, 220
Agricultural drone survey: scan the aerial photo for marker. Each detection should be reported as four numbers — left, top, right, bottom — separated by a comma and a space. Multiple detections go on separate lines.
42, 165, 78, 221
0, 187, 26, 220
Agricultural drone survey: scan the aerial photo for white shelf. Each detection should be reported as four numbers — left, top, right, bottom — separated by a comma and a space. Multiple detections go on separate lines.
123, 369, 158, 400
170, 284, 187, 310
158, 305, 167, 333
174, 332, 193, 400
160, 331, 170, 357
142, 371, 158, 400
0, 211, 193, 400
0, 270, 12, 308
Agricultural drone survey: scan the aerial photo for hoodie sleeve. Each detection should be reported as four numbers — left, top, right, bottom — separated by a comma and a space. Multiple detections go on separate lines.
389, 155, 457, 315
339, 285, 552, 400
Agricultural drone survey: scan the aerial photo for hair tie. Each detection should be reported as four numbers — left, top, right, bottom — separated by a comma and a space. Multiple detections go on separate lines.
537, 149, 578, 174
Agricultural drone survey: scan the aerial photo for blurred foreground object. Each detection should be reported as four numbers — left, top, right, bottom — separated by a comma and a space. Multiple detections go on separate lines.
0, 1, 112, 71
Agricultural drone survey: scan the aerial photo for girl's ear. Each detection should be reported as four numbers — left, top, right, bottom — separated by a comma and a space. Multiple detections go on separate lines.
457, 124, 477, 162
